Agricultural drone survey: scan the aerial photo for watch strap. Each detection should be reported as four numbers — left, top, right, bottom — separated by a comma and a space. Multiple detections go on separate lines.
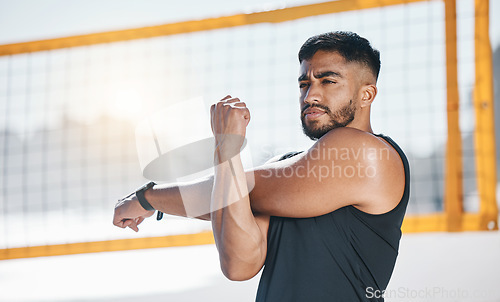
156, 211, 164, 220
136, 182, 155, 211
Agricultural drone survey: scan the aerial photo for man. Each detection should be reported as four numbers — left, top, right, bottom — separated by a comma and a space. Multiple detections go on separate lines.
113, 31, 409, 301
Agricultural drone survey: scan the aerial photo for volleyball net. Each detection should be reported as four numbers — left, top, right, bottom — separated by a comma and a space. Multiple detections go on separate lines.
0, 0, 497, 260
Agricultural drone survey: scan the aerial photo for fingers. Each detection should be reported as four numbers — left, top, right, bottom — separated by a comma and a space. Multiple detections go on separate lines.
211, 96, 249, 118
224, 102, 247, 109
114, 220, 125, 228
218, 95, 244, 105
113, 209, 125, 228
223, 97, 240, 104
113, 216, 122, 228
113, 204, 134, 230
113, 208, 144, 232
122, 218, 140, 232
129, 220, 139, 232
211, 96, 247, 108
113, 196, 153, 232
214, 96, 248, 111
210, 95, 251, 137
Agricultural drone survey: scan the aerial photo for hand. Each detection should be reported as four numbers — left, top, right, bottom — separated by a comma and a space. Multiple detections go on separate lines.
113, 194, 155, 232
210, 95, 250, 162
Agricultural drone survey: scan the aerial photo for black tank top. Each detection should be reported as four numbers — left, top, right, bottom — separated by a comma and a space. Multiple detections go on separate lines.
255, 134, 410, 302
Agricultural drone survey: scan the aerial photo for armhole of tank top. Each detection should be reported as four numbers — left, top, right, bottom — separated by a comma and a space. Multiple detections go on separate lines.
350, 134, 410, 218
278, 151, 304, 161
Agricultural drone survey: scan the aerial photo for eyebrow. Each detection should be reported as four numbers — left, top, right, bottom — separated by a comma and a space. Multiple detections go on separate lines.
298, 71, 343, 82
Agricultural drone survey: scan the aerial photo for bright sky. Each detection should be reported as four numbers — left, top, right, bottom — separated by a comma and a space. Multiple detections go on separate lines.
0, 0, 320, 43
0, 0, 499, 47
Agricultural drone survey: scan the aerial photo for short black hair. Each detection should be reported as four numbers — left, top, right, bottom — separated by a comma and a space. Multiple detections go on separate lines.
298, 31, 381, 80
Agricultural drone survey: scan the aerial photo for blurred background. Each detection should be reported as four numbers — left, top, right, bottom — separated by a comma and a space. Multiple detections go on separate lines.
0, 0, 499, 301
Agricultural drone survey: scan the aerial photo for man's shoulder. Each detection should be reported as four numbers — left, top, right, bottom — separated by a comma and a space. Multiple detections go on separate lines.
320, 127, 390, 150
316, 128, 406, 213
312, 127, 400, 166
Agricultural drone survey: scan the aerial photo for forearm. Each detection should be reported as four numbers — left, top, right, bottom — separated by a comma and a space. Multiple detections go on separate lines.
211, 155, 266, 280
137, 152, 287, 221
140, 154, 294, 221
144, 177, 214, 220
140, 157, 287, 221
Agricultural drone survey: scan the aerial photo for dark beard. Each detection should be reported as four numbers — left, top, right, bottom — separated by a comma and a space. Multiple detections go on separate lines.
301, 100, 356, 140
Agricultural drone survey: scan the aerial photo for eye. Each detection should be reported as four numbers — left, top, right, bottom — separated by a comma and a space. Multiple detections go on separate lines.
322, 79, 336, 84
299, 82, 309, 89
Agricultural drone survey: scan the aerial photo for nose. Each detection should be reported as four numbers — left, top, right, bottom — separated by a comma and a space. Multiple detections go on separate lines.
302, 82, 321, 106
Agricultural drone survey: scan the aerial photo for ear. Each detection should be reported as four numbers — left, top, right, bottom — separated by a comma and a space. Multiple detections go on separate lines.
359, 84, 377, 108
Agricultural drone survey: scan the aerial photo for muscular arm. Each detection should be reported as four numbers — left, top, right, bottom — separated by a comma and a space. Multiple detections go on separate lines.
208, 96, 269, 280
249, 127, 405, 217
113, 126, 404, 282
210, 153, 269, 280
114, 128, 404, 229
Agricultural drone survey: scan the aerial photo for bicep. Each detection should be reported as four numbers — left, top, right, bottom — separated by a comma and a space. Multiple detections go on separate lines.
249, 152, 356, 217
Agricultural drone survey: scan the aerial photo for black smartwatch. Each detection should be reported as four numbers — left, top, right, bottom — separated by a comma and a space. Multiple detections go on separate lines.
136, 181, 163, 220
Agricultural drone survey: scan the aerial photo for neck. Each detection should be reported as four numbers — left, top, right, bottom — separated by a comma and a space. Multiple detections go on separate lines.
346, 119, 373, 134
347, 105, 373, 133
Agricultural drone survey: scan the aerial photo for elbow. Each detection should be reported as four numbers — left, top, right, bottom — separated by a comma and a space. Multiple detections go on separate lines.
220, 260, 261, 281
222, 266, 256, 281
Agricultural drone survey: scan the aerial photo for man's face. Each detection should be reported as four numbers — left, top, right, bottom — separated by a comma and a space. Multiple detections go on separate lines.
299, 50, 360, 140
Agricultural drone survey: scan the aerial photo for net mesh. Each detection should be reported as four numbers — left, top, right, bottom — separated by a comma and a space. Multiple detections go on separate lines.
0, 0, 482, 250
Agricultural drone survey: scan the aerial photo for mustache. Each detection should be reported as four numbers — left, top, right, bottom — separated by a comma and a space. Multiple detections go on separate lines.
301, 104, 331, 116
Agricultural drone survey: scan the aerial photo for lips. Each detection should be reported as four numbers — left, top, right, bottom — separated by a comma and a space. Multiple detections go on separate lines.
303, 107, 326, 120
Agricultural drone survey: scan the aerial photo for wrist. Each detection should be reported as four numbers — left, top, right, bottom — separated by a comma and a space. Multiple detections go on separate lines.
135, 181, 156, 211
215, 148, 238, 164
135, 182, 164, 220
214, 134, 245, 163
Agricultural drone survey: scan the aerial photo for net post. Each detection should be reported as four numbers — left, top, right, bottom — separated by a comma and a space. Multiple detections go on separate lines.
474, 0, 498, 231
444, 0, 464, 232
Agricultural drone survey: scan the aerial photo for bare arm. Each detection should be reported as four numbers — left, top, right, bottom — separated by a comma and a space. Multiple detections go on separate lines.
210, 153, 268, 280
112, 177, 212, 232
209, 96, 268, 280
113, 127, 404, 230
248, 127, 405, 217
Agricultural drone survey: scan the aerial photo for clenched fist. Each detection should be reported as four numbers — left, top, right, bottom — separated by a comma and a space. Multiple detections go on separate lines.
210, 95, 250, 163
